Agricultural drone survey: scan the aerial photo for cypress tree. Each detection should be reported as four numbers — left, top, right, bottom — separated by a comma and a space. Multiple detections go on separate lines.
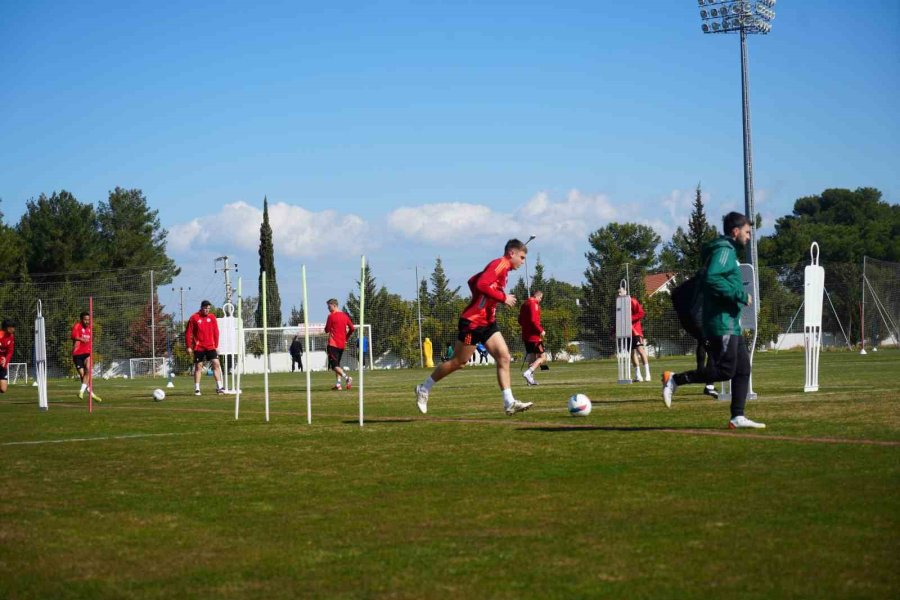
255, 197, 283, 328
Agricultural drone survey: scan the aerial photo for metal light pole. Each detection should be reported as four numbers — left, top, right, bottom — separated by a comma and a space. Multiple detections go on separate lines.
698, 0, 775, 313
524, 235, 536, 295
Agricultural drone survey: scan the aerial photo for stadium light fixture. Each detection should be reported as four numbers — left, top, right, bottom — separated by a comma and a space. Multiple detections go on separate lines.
696, 0, 776, 314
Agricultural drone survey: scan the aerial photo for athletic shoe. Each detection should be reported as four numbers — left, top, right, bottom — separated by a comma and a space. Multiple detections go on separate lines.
661, 371, 677, 408
78, 390, 84, 400
522, 371, 537, 386
634, 369, 644, 382
540, 364, 550, 371
728, 416, 766, 429
345, 376, 353, 390
91, 392, 102, 403
504, 399, 533, 416
415, 384, 429, 414
194, 389, 202, 396
331, 385, 342, 391
216, 387, 225, 395
703, 385, 719, 400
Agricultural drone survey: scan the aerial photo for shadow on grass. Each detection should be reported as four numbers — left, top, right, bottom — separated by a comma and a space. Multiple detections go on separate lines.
341, 418, 415, 425
518, 425, 718, 432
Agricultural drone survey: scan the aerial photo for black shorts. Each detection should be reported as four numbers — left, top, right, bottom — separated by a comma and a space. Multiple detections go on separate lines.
524, 341, 545, 355
0, 366, 6, 381
193, 349, 219, 363
73, 353, 90, 370
457, 319, 500, 346
327, 346, 344, 370
632, 336, 645, 348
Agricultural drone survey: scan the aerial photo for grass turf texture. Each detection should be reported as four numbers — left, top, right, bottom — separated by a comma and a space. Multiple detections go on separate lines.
0, 350, 897, 599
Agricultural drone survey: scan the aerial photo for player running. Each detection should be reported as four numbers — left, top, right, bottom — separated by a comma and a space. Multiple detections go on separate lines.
324, 299, 355, 390
519, 289, 546, 386
72, 312, 102, 402
415, 239, 533, 416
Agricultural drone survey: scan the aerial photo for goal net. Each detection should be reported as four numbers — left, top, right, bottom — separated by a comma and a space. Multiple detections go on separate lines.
7, 363, 27, 384
241, 324, 373, 374
129, 357, 167, 378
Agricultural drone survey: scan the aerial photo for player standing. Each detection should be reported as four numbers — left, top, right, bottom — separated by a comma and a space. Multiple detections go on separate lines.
619, 288, 651, 382
519, 289, 546, 385
415, 239, 533, 416
185, 300, 224, 396
0, 319, 15, 394
324, 299, 355, 390
72, 312, 101, 401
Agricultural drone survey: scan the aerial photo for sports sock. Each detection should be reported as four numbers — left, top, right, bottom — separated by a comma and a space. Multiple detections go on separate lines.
524, 368, 533, 376
644, 365, 650, 379
215, 379, 223, 389
422, 376, 435, 392
194, 383, 200, 391
80, 383, 87, 393
502, 388, 514, 404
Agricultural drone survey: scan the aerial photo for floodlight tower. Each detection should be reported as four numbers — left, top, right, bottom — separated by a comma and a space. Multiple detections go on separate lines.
698, 0, 775, 311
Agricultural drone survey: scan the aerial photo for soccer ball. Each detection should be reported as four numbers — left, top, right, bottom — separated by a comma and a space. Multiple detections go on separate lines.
568, 393, 592, 417
152, 388, 165, 402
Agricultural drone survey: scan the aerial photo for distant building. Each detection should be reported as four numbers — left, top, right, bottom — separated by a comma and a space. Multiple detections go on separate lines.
644, 272, 678, 297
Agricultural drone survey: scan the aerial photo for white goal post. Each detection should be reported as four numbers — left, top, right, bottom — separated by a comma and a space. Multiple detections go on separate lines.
129, 357, 166, 378
7, 363, 28, 384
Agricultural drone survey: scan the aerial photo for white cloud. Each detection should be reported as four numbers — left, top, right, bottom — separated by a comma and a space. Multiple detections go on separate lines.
387, 189, 682, 249
167, 201, 369, 257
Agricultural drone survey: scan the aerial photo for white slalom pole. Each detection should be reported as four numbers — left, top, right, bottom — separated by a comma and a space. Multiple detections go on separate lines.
359, 255, 366, 427
235, 277, 243, 420
804, 242, 825, 392
302, 266, 312, 424
263, 271, 270, 422
35, 300, 48, 412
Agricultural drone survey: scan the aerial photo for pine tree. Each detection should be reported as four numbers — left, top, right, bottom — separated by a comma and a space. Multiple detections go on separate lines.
660, 183, 717, 274
255, 197, 283, 328
288, 305, 305, 326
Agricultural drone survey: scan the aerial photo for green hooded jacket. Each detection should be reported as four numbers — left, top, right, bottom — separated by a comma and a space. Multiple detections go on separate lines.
701, 236, 749, 337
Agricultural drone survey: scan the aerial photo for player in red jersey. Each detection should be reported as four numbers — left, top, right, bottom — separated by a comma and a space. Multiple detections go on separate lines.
415, 239, 533, 416
619, 287, 651, 382
185, 300, 224, 396
72, 312, 102, 401
0, 319, 16, 394
324, 299, 355, 390
519, 290, 546, 386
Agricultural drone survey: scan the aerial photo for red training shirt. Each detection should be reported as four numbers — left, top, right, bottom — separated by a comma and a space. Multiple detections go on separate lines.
460, 257, 511, 329
518, 297, 544, 343
71, 322, 92, 355
0, 330, 14, 367
186, 311, 220, 351
325, 311, 355, 349
630, 297, 645, 337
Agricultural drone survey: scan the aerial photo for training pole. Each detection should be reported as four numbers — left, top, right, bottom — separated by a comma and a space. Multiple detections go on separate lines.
89, 296, 94, 414
263, 271, 270, 422
359, 255, 366, 427
302, 266, 312, 424
235, 277, 242, 420
35, 300, 48, 411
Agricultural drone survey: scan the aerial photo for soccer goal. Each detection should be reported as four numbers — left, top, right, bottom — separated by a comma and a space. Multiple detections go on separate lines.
129, 357, 166, 378
7, 363, 27, 384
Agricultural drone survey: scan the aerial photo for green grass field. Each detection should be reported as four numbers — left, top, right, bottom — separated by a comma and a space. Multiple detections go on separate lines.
1, 350, 898, 599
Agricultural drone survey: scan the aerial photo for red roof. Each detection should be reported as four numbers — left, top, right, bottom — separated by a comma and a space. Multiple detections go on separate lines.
644, 272, 677, 294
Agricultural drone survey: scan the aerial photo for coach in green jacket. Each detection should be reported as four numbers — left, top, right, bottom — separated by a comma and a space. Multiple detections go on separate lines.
661, 212, 766, 430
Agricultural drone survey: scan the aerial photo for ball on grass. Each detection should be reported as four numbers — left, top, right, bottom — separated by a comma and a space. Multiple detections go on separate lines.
567, 393, 592, 417
152, 388, 165, 402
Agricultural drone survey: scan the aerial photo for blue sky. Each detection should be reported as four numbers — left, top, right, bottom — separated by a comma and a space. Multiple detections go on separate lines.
2, 1, 898, 322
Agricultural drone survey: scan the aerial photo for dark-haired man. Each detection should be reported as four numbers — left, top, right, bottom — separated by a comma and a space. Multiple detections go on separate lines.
662, 212, 766, 429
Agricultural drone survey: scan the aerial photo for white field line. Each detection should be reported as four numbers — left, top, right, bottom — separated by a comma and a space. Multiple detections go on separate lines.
2, 432, 197, 447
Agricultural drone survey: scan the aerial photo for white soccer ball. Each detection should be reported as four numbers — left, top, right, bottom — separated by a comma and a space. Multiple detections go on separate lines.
568, 393, 592, 417
152, 388, 165, 402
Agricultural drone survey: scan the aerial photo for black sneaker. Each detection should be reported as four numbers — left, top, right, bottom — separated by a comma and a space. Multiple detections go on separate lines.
703, 385, 719, 400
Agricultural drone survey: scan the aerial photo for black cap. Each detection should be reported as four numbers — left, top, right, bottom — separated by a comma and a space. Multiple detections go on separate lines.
201, 300, 212, 308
